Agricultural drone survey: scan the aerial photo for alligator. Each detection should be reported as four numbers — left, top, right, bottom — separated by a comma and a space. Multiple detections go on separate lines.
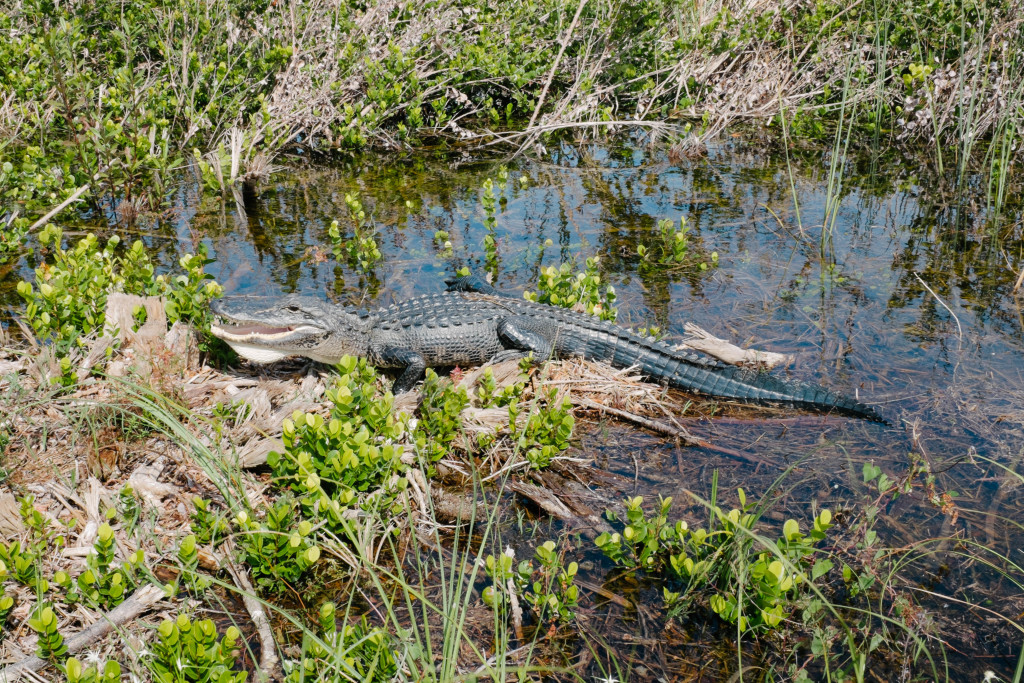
210, 275, 883, 421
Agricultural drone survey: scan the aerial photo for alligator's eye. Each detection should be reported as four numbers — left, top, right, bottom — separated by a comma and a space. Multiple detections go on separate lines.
286, 305, 301, 313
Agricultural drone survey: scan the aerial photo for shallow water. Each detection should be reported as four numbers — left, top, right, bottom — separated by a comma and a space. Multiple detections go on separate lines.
8, 138, 1024, 679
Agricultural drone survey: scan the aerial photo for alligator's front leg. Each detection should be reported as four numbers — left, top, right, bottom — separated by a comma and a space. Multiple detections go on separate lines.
373, 345, 428, 394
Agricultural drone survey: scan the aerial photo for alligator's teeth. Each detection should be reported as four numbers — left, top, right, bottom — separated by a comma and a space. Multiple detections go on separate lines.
210, 323, 319, 342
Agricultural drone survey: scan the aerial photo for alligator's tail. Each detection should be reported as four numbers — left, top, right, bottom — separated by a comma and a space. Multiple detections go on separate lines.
624, 341, 886, 422
447, 270, 885, 422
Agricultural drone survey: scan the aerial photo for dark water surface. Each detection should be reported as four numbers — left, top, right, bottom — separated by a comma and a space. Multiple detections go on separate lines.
9, 139, 1024, 679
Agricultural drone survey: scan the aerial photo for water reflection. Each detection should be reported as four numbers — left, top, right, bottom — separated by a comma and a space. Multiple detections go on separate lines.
5, 138, 1023, 676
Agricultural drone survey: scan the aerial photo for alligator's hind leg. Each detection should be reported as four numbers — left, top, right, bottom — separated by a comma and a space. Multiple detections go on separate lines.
375, 346, 428, 394
495, 317, 555, 361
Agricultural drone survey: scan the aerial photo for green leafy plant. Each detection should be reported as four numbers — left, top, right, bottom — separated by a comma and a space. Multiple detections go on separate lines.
63, 657, 121, 683
145, 614, 247, 683
17, 227, 223, 353
0, 539, 46, 590
233, 500, 321, 593
508, 388, 574, 469
413, 370, 469, 463
54, 522, 144, 609
329, 194, 382, 272
29, 603, 68, 660
269, 356, 403, 510
190, 497, 230, 546
176, 534, 211, 594
473, 366, 524, 408
483, 541, 579, 625
595, 492, 835, 631
638, 216, 718, 270
283, 602, 397, 683
525, 258, 617, 321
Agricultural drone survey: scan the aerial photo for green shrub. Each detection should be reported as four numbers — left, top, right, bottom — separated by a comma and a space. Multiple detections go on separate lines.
29, 603, 68, 660
145, 615, 247, 683
329, 194, 382, 272
283, 602, 397, 683
595, 493, 835, 631
63, 657, 121, 683
483, 540, 580, 624
16, 226, 222, 353
233, 500, 321, 593
413, 370, 469, 463
269, 357, 402, 505
508, 388, 574, 469
190, 497, 230, 546
54, 522, 145, 609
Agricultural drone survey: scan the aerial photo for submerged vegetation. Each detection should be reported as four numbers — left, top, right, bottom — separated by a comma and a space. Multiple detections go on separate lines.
1, 0, 1024, 681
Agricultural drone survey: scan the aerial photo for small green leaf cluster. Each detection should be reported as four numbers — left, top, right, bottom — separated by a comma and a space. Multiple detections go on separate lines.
54, 522, 144, 609
414, 370, 470, 462
595, 495, 690, 572
276, 410, 401, 495
482, 541, 579, 624
0, 539, 46, 591
508, 389, 574, 469
190, 497, 230, 546
63, 657, 121, 683
176, 534, 211, 594
595, 493, 835, 631
329, 194, 382, 272
29, 603, 67, 660
283, 602, 397, 683
638, 216, 718, 270
473, 366, 524, 408
0, 583, 14, 634
146, 615, 247, 683
0, 149, 75, 262
525, 258, 618, 322
480, 174, 508, 280
16, 227, 223, 354
232, 501, 321, 593
160, 245, 225, 343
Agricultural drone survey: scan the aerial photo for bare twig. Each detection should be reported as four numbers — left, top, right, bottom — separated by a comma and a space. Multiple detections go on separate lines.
914, 272, 963, 340
221, 542, 281, 683
577, 396, 701, 444
518, 0, 589, 154
27, 184, 91, 232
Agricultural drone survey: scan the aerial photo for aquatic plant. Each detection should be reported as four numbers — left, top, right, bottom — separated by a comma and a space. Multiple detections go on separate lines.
525, 258, 618, 321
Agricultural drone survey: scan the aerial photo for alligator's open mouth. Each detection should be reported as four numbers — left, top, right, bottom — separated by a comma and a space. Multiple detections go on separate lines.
210, 320, 320, 342
210, 317, 325, 363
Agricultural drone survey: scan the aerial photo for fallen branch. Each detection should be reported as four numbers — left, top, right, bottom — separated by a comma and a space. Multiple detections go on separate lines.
577, 397, 702, 444
221, 542, 281, 683
0, 584, 164, 683
27, 184, 90, 232
679, 323, 791, 369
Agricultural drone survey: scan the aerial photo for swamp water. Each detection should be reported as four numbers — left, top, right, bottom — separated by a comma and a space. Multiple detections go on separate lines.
8, 140, 1024, 680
